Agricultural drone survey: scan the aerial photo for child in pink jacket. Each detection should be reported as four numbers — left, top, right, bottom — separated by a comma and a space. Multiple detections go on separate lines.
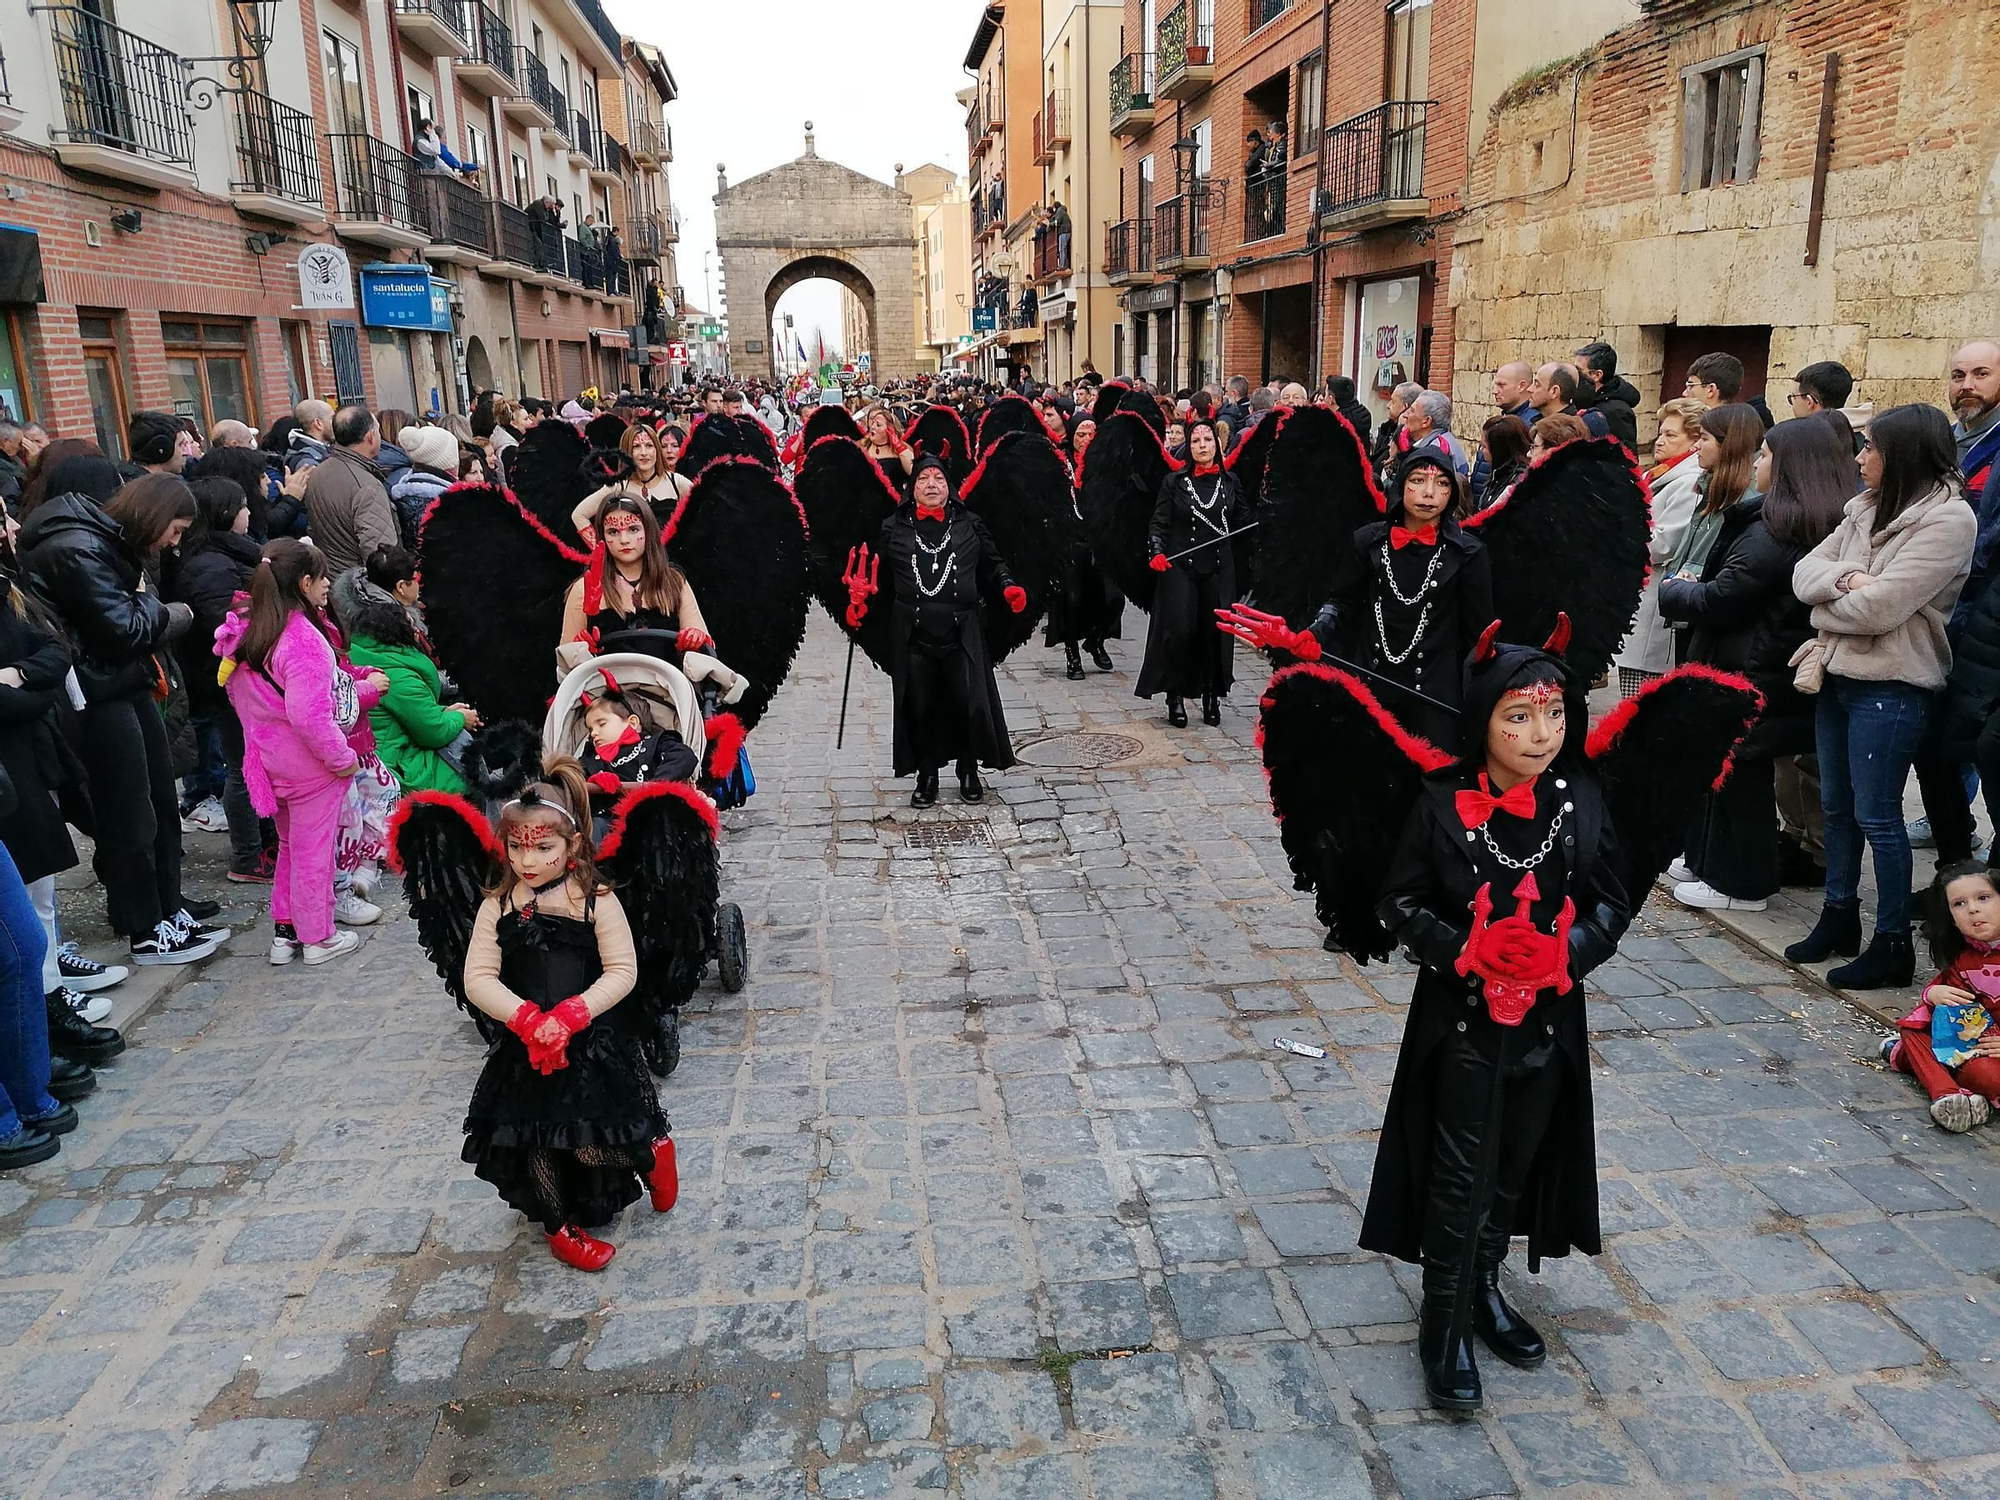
218, 540, 379, 966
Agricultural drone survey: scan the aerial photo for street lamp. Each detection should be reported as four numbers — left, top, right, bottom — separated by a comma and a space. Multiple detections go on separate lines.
180, 0, 282, 106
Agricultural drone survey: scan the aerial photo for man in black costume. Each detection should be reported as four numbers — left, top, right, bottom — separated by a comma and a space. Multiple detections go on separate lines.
1365, 623, 1630, 1412
845, 455, 1027, 807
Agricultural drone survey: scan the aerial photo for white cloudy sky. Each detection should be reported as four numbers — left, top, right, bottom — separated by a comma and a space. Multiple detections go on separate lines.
604, 0, 979, 352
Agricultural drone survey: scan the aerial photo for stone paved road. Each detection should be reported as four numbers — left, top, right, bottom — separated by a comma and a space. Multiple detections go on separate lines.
4, 614, 2000, 1499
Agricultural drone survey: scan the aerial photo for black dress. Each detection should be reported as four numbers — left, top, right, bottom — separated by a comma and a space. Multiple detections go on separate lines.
1136, 468, 1238, 699
461, 898, 667, 1231
1046, 487, 1124, 651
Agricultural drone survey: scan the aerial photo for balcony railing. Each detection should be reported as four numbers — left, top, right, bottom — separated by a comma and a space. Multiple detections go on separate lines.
1251, 0, 1295, 29
461, 1, 514, 82
231, 90, 321, 204
574, 0, 622, 60
518, 48, 561, 124
628, 212, 663, 263
630, 116, 663, 165
1011, 296, 1037, 331
42, 4, 194, 167
1317, 100, 1430, 224
1243, 160, 1288, 242
1154, 179, 1223, 269
1110, 53, 1155, 135
395, 0, 469, 45
966, 97, 987, 162
1105, 219, 1148, 278
1044, 89, 1071, 149
572, 109, 596, 162
423, 175, 493, 254
328, 133, 431, 235
489, 198, 537, 266
1033, 224, 1072, 282
1156, 1, 1215, 98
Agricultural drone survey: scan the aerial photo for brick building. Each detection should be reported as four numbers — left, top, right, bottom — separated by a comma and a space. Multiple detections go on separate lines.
0, 0, 678, 456
1450, 0, 2000, 436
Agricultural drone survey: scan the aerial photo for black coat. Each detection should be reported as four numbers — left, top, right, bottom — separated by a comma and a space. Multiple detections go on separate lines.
1580, 376, 1641, 450
19, 493, 176, 703
1147, 468, 1239, 578
1657, 496, 1812, 760
1361, 766, 1629, 1269
0, 575, 82, 883
169, 530, 261, 716
877, 501, 1018, 777
1943, 567, 2000, 748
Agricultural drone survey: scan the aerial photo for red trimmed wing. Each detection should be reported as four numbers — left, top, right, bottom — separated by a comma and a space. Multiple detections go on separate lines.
1464, 434, 1651, 687
1259, 663, 1451, 960
908, 405, 973, 485
598, 781, 721, 1026
795, 434, 902, 672
802, 404, 863, 447
682, 413, 779, 481
1248, 406, 1382, 629
386, 791, 504, 1039
504, 418, 600, 539
1090, 380, 1133, 427
976, 394, 1045, 454
961, 430, 1071, 662
1079, 409, 1173, 610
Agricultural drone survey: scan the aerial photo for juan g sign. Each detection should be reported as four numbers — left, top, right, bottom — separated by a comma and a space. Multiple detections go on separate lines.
295, 243, 354, 309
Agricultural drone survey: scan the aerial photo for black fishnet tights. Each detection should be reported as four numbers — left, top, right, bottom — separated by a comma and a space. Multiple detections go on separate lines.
527, 1145, 651, 1230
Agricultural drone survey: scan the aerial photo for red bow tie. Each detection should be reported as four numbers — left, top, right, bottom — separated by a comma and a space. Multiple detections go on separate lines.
600, 724, 640, 753
916, 504, 946, 522
1456, 772, 1539, 830
1390, 522, 1438, 550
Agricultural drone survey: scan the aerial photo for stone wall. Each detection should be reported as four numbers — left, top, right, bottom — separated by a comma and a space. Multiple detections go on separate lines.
1449, 0, 2000, 436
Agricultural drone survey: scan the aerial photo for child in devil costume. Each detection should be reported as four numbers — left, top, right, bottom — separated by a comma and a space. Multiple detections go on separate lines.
458, 762, 677, 1271
1363, 620, 1631, 1412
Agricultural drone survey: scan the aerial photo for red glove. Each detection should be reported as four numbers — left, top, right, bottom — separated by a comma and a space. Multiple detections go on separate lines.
506, 1003, 546, 1045
577, 522, 598, 551
548, 996, 593, 1037
1149, 554, 1172, 573
1004, 585, 1027, 614
1213, 604, 1321, 659
675, 627, 712, 653
842, 544, 879, 628
587, 770, 623, 796
1472, 917, 1562, 985
508, 1003, 568, 1076
527, 995, 594, 1075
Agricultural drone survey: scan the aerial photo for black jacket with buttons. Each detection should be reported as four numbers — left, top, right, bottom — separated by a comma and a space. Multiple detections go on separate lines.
1360, 762, 1630, 1270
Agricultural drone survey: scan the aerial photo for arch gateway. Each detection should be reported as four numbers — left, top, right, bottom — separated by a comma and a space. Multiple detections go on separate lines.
714, 126, 919, 383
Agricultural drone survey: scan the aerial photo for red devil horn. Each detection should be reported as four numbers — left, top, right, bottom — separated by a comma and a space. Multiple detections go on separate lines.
1473, 620, 1503, 664
1543, 612, 1571, 656
599, 669, 622, 695
581, 690, 594, 708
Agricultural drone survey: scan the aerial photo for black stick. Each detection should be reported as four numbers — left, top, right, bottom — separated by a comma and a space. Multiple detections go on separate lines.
836, 636, 857, 749
1316, 651, 1459, 716
1164, 521, 1259, 565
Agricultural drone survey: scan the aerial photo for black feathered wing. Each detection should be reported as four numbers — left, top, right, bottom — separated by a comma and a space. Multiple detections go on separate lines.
419, 482, 584, 729
682, 413, 778, 481
505, 420, 600, 537
387, 791, 506, 1042
1079, 409, 1173, 611
1259, 663, 1454, 961
961, 430, 1070, 661
1250, 405, 1384, 628
1587, 663, 1764, 902
908, 405, 973, 485
802, 404, 862, 447
1226, 407, 1284, 507
795, 435, 902, 672
598, 782, 721, 1048
665, 456, 811, 731
1464, 435, 1651, 686
1090, 380, 1133, 428
976, 394, 1044, 454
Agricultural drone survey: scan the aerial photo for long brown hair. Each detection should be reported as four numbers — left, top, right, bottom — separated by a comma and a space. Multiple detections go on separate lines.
487, 756, 603, 900
591, 494, 686, 616
104, 472, 196, 553
18, 437, 100, 516
1696, 403, 1764, 518
236, 538, 329, 677
618, 421, 660, 483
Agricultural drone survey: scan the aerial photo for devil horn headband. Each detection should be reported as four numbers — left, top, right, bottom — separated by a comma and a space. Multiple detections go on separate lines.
1472, 620, 1503, 664
1543, 612, 1572, 656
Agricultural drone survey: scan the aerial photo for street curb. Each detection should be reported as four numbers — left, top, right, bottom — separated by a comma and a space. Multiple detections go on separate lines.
1663, 881, 1903, 1031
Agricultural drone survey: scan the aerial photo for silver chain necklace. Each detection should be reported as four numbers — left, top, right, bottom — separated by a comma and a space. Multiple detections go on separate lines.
1183, 475, 1222, 513
1373, 594, 1432, 665
912, 522, 957, 598
1479, 803, 1565, 871
1380, 539, 1446, 606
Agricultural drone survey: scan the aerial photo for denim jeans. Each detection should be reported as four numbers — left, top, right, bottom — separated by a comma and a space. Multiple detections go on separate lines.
0, 842, 57, 1139
181, 716, 228, 806
1817, 675, 1930, 935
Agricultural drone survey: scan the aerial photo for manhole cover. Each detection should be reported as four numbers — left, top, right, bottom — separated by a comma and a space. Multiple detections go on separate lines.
1015, 732, 1145, 769
905, 820, 995, 850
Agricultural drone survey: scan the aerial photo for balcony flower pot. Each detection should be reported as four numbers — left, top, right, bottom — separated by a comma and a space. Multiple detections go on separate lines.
1185, 46, 1210, 65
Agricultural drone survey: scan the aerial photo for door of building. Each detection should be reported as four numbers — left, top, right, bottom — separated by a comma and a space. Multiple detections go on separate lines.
557, 340, 587, 398
1661, 324, 1771, 404
367, 329, 417, 411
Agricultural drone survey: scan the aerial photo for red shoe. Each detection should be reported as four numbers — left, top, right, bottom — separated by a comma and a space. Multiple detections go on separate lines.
545, 1223, 616, 1271
647, 1136, 679, 1213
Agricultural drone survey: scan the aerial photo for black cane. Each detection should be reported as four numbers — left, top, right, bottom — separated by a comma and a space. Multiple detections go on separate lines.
835, 635, 857, 749
1315, 650, 1459, 716
1164, 521, 1259, 565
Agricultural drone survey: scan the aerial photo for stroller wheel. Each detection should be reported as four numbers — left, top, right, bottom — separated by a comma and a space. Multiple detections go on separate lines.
643, 1016, 682, 1079
716, 902, 748, 993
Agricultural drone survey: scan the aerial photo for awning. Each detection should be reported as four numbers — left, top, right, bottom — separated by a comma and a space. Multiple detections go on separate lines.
590, 327, 632, 348
1005, 326, 1043, 346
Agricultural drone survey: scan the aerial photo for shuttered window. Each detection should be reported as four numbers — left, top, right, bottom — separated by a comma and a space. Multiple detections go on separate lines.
1681, 46, 1765, 192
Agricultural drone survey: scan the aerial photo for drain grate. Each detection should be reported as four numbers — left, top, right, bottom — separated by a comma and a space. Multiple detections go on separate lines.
1015, 732, 1145, 770
905, 819, 995, 850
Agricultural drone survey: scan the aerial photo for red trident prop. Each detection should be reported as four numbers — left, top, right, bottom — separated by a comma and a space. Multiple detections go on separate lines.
1454, 872, 1576, 1026
836, 545, 878, 750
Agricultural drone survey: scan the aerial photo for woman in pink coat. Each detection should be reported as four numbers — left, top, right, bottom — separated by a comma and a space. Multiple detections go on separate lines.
219, 541, 381, 966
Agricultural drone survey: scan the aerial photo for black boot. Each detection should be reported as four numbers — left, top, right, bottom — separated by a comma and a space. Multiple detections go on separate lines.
911, 769, 939, 808
1166, 695, 1188, 728
1417, 1282, 1482, 1412
1827, 931, 1916, 990
1201, 693, 1221, 726
47, 1057, 96, 1103
1473, 1260, 1545, 1368
45, 992, 125, 1066
1087, 640, 1114, 671
958, 760, 984, 803
1785, 900, 1861, 963
1065, 643, 1085, 680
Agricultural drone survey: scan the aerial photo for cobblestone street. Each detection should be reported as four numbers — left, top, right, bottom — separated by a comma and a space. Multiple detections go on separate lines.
4, 614, 2000, 1499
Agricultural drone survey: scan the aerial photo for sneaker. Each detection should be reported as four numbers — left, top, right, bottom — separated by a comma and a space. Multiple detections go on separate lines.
333, 892, 381, 927
302, 930, 361, 966
1878, 1035, 1900, 1067
61, 987, 112, 1026
131, 920, 220, 966
1930, 1091, 1990, 1133
1672, 879, 1768, 913
179, 797, 229, 834
227, 852, 276, 884
1907, 816, 1934, 849
181, 897, 223, 922
1666, 857, 1695, 884
269, 923, 301, 967
170, 907, 229, 944
56, 943, 128, 994
350, 864, 378, 902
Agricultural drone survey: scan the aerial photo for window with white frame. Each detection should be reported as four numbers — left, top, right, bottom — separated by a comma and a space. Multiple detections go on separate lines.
1296, 52, 1323, 140
1680, 45, 1765, 191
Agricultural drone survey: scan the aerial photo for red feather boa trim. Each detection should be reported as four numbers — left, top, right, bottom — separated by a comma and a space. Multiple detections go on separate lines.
703, 711, 746, 782
598, 777, 721, 851
1255, 659, 1456, 830
386, 789, 504, 874
1585, 661, 1764, 790
1225, 407, 1285, 472
419, 480, 592, 566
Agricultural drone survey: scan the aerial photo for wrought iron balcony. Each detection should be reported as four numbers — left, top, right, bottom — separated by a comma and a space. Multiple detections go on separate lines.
567, 234, 604, 291
327, 132, 433, 248
457, 1, 514, 94
1105, 218, 1153, 283
627, 212, 663, 264
570, 108, 596, 165
1110, 53, 1155, 137
422, 175, 494, 259
1033, 224, 1072, 282
1250, 0, 1295, 30
229, 90, 323, 224
630, 116, 664, 167
1316, 100, 1430, 231
1154, 178, 1223, 271
38, 4, 194, 185
1045, 89, 1071, 150
1156, 1, 1214, 102
508, 48, 560, 130
1242, 160, 1288, 242
394, 0, 469, 56
485, 198, 538, 272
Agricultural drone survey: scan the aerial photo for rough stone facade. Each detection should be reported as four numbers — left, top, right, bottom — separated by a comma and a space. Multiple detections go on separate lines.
1449, 0, 2000, 436
715, 135, 920, 381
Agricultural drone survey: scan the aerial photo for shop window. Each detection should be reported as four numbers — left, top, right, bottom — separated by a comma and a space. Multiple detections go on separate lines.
283, 320, 312, 406
78, 312, 127, 462
0, 310, 35, 423
1681, 46, 1765, 191
162, 319, 253, 430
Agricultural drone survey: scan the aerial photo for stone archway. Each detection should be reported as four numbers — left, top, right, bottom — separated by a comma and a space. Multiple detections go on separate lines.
714, 124, 917, 382
464, 335, 495, 395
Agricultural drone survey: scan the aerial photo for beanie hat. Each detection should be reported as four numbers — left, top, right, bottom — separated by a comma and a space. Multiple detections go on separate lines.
399, 424, 459, 473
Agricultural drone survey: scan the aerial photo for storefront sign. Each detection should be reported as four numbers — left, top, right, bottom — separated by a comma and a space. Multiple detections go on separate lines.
590, 327, 632, 348
745, 339, 765, 354
667, 341, 689, 363
359, 265, 451, 331
1127, 282, 1178, 313
971, 306, 998, 333
1038, 292, 1072, 324
296, 243, 354, 309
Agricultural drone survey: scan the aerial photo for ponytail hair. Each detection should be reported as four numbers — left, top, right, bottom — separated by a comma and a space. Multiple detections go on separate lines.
236, 538, 328, 677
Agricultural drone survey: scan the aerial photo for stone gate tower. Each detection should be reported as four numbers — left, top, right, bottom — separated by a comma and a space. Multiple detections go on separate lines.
714, 124, 919, 382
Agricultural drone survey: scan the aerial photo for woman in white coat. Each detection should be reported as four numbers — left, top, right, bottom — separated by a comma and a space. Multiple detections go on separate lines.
1614, 397, 1709, 697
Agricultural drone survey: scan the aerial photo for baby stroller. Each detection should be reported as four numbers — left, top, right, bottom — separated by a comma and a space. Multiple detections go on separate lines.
543, 652, 749, 994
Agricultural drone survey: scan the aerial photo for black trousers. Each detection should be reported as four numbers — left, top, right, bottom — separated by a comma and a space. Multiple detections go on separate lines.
76, 692, 181, 939
904, 637, 973, 774
1685, 757, 1780, 900
1420, 1026, 1565, 1294
1914, 699, 2000, 866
